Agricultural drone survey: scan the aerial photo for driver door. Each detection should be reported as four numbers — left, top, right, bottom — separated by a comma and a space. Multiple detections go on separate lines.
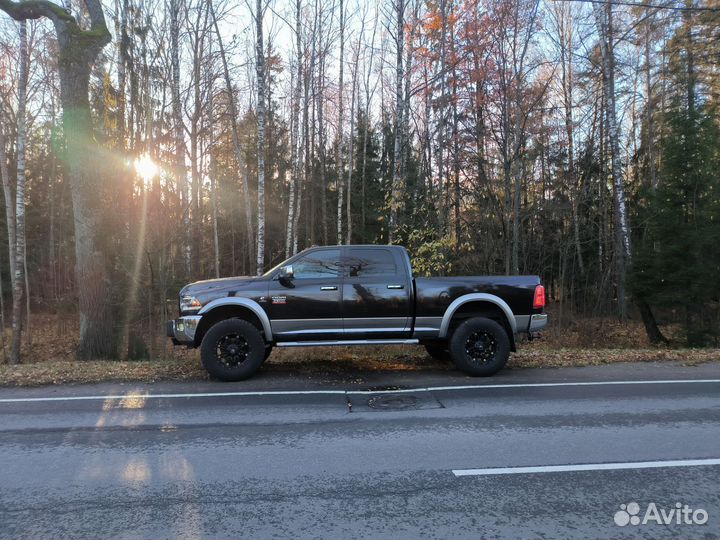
268, 248, 344, 341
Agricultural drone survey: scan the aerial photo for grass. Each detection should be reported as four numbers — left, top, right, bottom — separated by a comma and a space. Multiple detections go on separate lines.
0, 343, 718, 387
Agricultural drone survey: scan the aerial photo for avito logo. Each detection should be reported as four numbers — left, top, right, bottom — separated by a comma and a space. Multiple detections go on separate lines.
614, 502, 709, 526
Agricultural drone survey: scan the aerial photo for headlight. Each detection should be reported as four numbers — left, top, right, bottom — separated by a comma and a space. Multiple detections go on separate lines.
180, 295, 202, 312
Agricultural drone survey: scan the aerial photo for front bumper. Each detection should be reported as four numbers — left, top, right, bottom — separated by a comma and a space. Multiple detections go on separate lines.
166, 315, 202, 345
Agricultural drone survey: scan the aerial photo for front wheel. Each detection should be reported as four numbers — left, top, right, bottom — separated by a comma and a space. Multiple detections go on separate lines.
448, 317, 510, 377
200, 319, 266, 381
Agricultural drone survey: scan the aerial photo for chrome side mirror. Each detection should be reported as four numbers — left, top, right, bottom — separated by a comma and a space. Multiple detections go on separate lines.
278, 265, 294, 280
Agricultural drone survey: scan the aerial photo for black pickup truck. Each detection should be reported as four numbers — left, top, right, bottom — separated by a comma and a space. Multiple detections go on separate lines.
168, 244, 547, 380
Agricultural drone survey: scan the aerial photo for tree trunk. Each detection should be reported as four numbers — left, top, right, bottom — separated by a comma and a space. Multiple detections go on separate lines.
255, 0, 266, 275
637, 299, 667, 345
593, 1, 631, 318
0, 125, 15, 291
558, 5, 584, 275
503, 158, 512, 275
210, 0, 254, 266
335, 0, 345, 245
10, 20, 28, 364
287, 0, 302, 256
206, 34, 220, 279
169, 0, 191, 277
345, 56, 358, 245
644, 15, 657, 190
512, 156, 522, 275
63, 69, 115, 357
388, 0, 404, 243
317, 51, 328, 245
452, 65, 461, 245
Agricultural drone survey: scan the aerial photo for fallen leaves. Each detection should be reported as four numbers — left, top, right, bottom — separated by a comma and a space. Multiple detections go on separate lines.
0, 344, 717, 387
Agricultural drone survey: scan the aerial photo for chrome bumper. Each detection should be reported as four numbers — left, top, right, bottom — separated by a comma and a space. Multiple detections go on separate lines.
167, 316, 202, 344
529, 313, 548, 332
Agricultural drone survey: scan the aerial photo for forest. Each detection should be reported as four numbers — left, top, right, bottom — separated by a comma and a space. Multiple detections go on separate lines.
0, 0, 718, 364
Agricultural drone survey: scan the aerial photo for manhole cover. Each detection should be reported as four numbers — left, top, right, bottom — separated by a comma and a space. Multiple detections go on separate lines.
368, 394, 418, 410
348, 392, 444, 413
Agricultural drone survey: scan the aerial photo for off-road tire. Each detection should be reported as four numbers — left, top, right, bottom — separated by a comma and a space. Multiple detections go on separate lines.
448, 317, 510, 377
200, 319, 266, 381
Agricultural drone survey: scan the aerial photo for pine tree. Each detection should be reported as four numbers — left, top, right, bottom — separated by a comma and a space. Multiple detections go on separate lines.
632, 104, 720, 346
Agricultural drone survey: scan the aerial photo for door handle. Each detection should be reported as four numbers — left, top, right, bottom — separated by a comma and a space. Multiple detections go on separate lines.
320, 286, 338, 291
387, 284, 404, 289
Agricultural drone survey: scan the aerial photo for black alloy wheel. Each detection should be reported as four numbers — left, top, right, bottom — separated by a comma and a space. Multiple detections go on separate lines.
464, 330, 497, 365
201, 319, 266, 381
448, 317, 510, 377
216, 333, 250, 367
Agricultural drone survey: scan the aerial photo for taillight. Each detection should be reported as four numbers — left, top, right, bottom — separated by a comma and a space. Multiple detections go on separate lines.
533, 285, 545, 309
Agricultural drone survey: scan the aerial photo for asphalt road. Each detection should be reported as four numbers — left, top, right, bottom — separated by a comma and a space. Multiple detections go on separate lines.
1, 361, 719, 540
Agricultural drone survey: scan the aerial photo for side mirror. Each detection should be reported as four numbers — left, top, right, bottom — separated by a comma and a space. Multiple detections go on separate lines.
278, 265, 294, 280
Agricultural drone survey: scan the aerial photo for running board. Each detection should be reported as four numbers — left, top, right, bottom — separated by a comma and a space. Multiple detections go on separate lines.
276, 339, 419, 348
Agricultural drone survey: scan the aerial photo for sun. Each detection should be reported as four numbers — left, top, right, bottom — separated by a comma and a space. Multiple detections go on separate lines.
134, 154, 159, 183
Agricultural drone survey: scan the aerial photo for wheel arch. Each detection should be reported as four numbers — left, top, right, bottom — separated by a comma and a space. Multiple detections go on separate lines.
439, 294, 516, 349
195, 298, 272, 346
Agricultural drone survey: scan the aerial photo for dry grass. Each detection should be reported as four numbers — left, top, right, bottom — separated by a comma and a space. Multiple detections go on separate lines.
0, 341, 718, 387
0, 312, 717, 387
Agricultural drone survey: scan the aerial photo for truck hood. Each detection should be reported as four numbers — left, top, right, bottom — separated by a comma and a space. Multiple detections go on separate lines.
180, 276, 260, 300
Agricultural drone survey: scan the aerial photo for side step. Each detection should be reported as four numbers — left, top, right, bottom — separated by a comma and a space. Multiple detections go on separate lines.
276, 339, 419, 348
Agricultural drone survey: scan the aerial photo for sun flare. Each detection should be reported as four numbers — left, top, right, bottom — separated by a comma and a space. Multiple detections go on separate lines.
134, 154, 159, 182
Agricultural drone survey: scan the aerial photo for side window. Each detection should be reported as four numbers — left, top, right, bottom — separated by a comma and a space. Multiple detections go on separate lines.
345, 248, 397, 277
292, 249, 341, 279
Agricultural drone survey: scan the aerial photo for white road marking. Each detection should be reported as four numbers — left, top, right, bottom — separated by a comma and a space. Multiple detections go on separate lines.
0, 378, 718, 403
452, 458, 720, 476
348, 378, 720, 394
0, 390, 348, 403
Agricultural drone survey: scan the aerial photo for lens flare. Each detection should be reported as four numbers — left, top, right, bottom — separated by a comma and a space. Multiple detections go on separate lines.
134, 154, 159, 182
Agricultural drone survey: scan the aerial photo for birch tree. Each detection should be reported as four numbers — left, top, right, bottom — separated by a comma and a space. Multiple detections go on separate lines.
286, 0, 302, 257
255, 0, 267, 275
592, 0, 631, 317
10, 20, 28, 364
0, 125, 15, 293
0, 115, 16, 362
345, 35, 360, 245
345, 13, 366, 245
388, 0, 405, 243
336, 0, 345, 244
550, 1, 584, 275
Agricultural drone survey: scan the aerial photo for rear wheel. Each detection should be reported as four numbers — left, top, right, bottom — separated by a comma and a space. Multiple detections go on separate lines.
448, 317, 510, 377
200, 319, 266, 381
424, 343, 450, 362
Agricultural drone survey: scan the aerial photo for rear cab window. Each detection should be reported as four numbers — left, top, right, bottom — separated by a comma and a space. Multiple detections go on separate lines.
344, 247, 400, 277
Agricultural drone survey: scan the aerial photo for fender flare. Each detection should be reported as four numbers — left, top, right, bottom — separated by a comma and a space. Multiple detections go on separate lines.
198, 297, 273, 341
438, 293, 517, 338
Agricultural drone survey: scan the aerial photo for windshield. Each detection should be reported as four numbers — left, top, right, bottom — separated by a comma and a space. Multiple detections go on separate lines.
262, 255, 293, 277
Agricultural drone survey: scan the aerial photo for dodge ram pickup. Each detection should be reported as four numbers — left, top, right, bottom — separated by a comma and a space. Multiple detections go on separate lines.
168, 244, 547, 380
